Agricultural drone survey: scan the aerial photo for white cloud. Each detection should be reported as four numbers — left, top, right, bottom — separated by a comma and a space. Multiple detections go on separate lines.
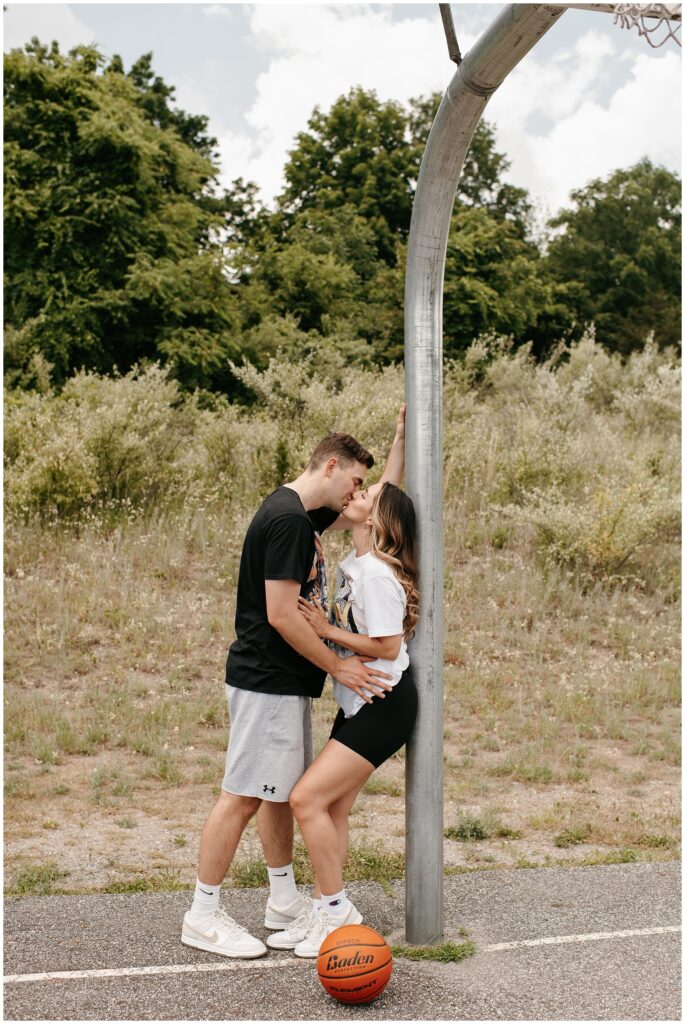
493, 48, 681, 210
493, 30, 620, 124
215, 4, 475, 202
174, 57, 229, 126
216, 5, 680, 213
217, 126, 262, 185
3, 4, 94, 52
201, 5, 236, 20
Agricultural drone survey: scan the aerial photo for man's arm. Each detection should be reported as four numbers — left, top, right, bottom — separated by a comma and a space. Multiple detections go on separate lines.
265, 579, 392, 702
328, 402, 406, 532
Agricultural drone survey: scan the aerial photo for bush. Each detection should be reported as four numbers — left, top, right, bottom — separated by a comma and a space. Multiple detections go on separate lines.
513, 475, 679, 584
5, 364, 193, 521
4, 357, 405, 522
4, 334, 680, 591
4, 389, 99, 519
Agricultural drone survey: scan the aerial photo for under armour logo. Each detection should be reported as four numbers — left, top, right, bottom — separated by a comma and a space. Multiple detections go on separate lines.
263, 785, 276, 794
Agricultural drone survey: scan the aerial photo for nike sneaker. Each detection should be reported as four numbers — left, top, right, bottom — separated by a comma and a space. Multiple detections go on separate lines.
182, 908, 267, 958
293, 902, 363, 958
264, 891, 310, 929
266, 899, 318, 949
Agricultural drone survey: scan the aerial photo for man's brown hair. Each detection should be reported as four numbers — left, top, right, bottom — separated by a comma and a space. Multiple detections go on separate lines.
307, 433, 374, 471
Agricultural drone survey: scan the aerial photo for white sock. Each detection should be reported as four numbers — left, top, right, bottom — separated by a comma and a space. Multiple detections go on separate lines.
322, 888, 349, 917
189, 878, 221, 922
267, 863, 298, 906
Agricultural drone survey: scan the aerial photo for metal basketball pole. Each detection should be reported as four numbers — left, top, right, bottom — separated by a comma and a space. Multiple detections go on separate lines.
404, 3, 568, 944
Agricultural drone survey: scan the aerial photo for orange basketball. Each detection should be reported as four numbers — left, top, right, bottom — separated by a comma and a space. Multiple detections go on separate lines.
317, 923, 393, 1005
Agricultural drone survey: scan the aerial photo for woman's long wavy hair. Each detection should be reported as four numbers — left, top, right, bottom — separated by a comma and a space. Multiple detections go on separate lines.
369, 482, 419, 641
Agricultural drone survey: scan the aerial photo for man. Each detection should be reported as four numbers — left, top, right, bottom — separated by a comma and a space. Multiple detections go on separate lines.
181, 408, 406, 958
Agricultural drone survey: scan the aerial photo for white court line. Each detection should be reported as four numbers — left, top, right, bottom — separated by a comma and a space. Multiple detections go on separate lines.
4, 958, 303, 984
4, 925, 681, 985
483, 924, 681, 952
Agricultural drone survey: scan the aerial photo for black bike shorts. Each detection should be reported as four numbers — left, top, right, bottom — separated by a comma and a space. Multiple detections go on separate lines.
329, 666, 418, 769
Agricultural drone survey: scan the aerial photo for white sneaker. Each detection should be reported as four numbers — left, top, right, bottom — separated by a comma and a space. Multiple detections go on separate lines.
264, 891, 309, 930
266, 898, 318, 949
182, 908, 267, 959
293, 902, 363, 958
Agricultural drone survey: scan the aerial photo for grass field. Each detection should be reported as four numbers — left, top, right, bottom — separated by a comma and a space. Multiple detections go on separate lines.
4, 503, 680, 896
4, 337, 681, 894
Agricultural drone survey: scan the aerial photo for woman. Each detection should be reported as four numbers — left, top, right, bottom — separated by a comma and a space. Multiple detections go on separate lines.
266, 481, 419, 958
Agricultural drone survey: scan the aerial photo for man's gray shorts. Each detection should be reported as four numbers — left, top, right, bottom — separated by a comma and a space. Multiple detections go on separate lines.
222, 685, 313, 802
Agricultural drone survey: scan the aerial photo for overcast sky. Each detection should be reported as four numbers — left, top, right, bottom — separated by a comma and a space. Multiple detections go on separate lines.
4, 3, 682, 216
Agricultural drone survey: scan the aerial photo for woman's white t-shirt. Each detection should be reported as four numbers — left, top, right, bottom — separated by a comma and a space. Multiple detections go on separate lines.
329, 549, 409, 719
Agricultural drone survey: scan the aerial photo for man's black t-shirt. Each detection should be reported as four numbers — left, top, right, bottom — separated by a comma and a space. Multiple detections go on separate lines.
226, 487, 339, 697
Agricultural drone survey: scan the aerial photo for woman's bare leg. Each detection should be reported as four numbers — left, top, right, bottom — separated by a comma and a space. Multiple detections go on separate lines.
290, 740, 373, 897
330, 783, 364, 869
311, 781, 366, 899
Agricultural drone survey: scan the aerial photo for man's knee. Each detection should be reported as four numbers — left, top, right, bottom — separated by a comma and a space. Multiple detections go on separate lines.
259, 799, 293, 817
218, 789, 261, 822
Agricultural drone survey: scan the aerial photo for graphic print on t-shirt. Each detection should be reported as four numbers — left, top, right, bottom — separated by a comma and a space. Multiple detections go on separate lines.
327, 565, 357, 660
330, 550, 409, 719
302, 531, 329, 615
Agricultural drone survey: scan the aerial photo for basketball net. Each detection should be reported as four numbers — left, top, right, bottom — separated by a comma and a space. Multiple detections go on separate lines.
565, 4, 681, 47
613, 4, 681, 47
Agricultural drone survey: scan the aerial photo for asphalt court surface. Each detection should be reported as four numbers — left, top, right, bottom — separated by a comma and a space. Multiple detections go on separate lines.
4, 862, 681, 1020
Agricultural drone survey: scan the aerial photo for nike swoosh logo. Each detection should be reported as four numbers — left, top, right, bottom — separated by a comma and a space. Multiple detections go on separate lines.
185, 921, 220, 942
274, 873, 288, 877
199, 889, 213, 895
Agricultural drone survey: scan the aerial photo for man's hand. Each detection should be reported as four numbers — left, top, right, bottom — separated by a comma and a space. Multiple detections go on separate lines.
334, 655, 393, 704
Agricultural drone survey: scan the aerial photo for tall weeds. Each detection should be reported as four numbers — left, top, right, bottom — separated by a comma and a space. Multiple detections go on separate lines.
5, 333, 679, 590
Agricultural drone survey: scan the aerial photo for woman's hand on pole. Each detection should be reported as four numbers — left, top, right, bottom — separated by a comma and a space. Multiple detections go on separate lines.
395, 401, 406, 441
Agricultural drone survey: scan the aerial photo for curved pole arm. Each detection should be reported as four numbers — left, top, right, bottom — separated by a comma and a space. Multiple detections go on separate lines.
404, 3, 567, 945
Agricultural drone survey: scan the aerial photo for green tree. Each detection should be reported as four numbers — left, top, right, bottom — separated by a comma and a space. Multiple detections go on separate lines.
277, 88, 532, 260
544, 160, 682, 354
227, 204, 401, 369
4, 41, 240, 390
443, 207, 551, 356
278, 88, 416, 264
233, 88, 541, 364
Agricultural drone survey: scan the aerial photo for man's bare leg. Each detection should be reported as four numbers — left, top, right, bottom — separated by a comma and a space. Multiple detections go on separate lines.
257, 800, 304, 914
183, 790, 268, 958
197, 790, 261, 885
256, 800, 294, 867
